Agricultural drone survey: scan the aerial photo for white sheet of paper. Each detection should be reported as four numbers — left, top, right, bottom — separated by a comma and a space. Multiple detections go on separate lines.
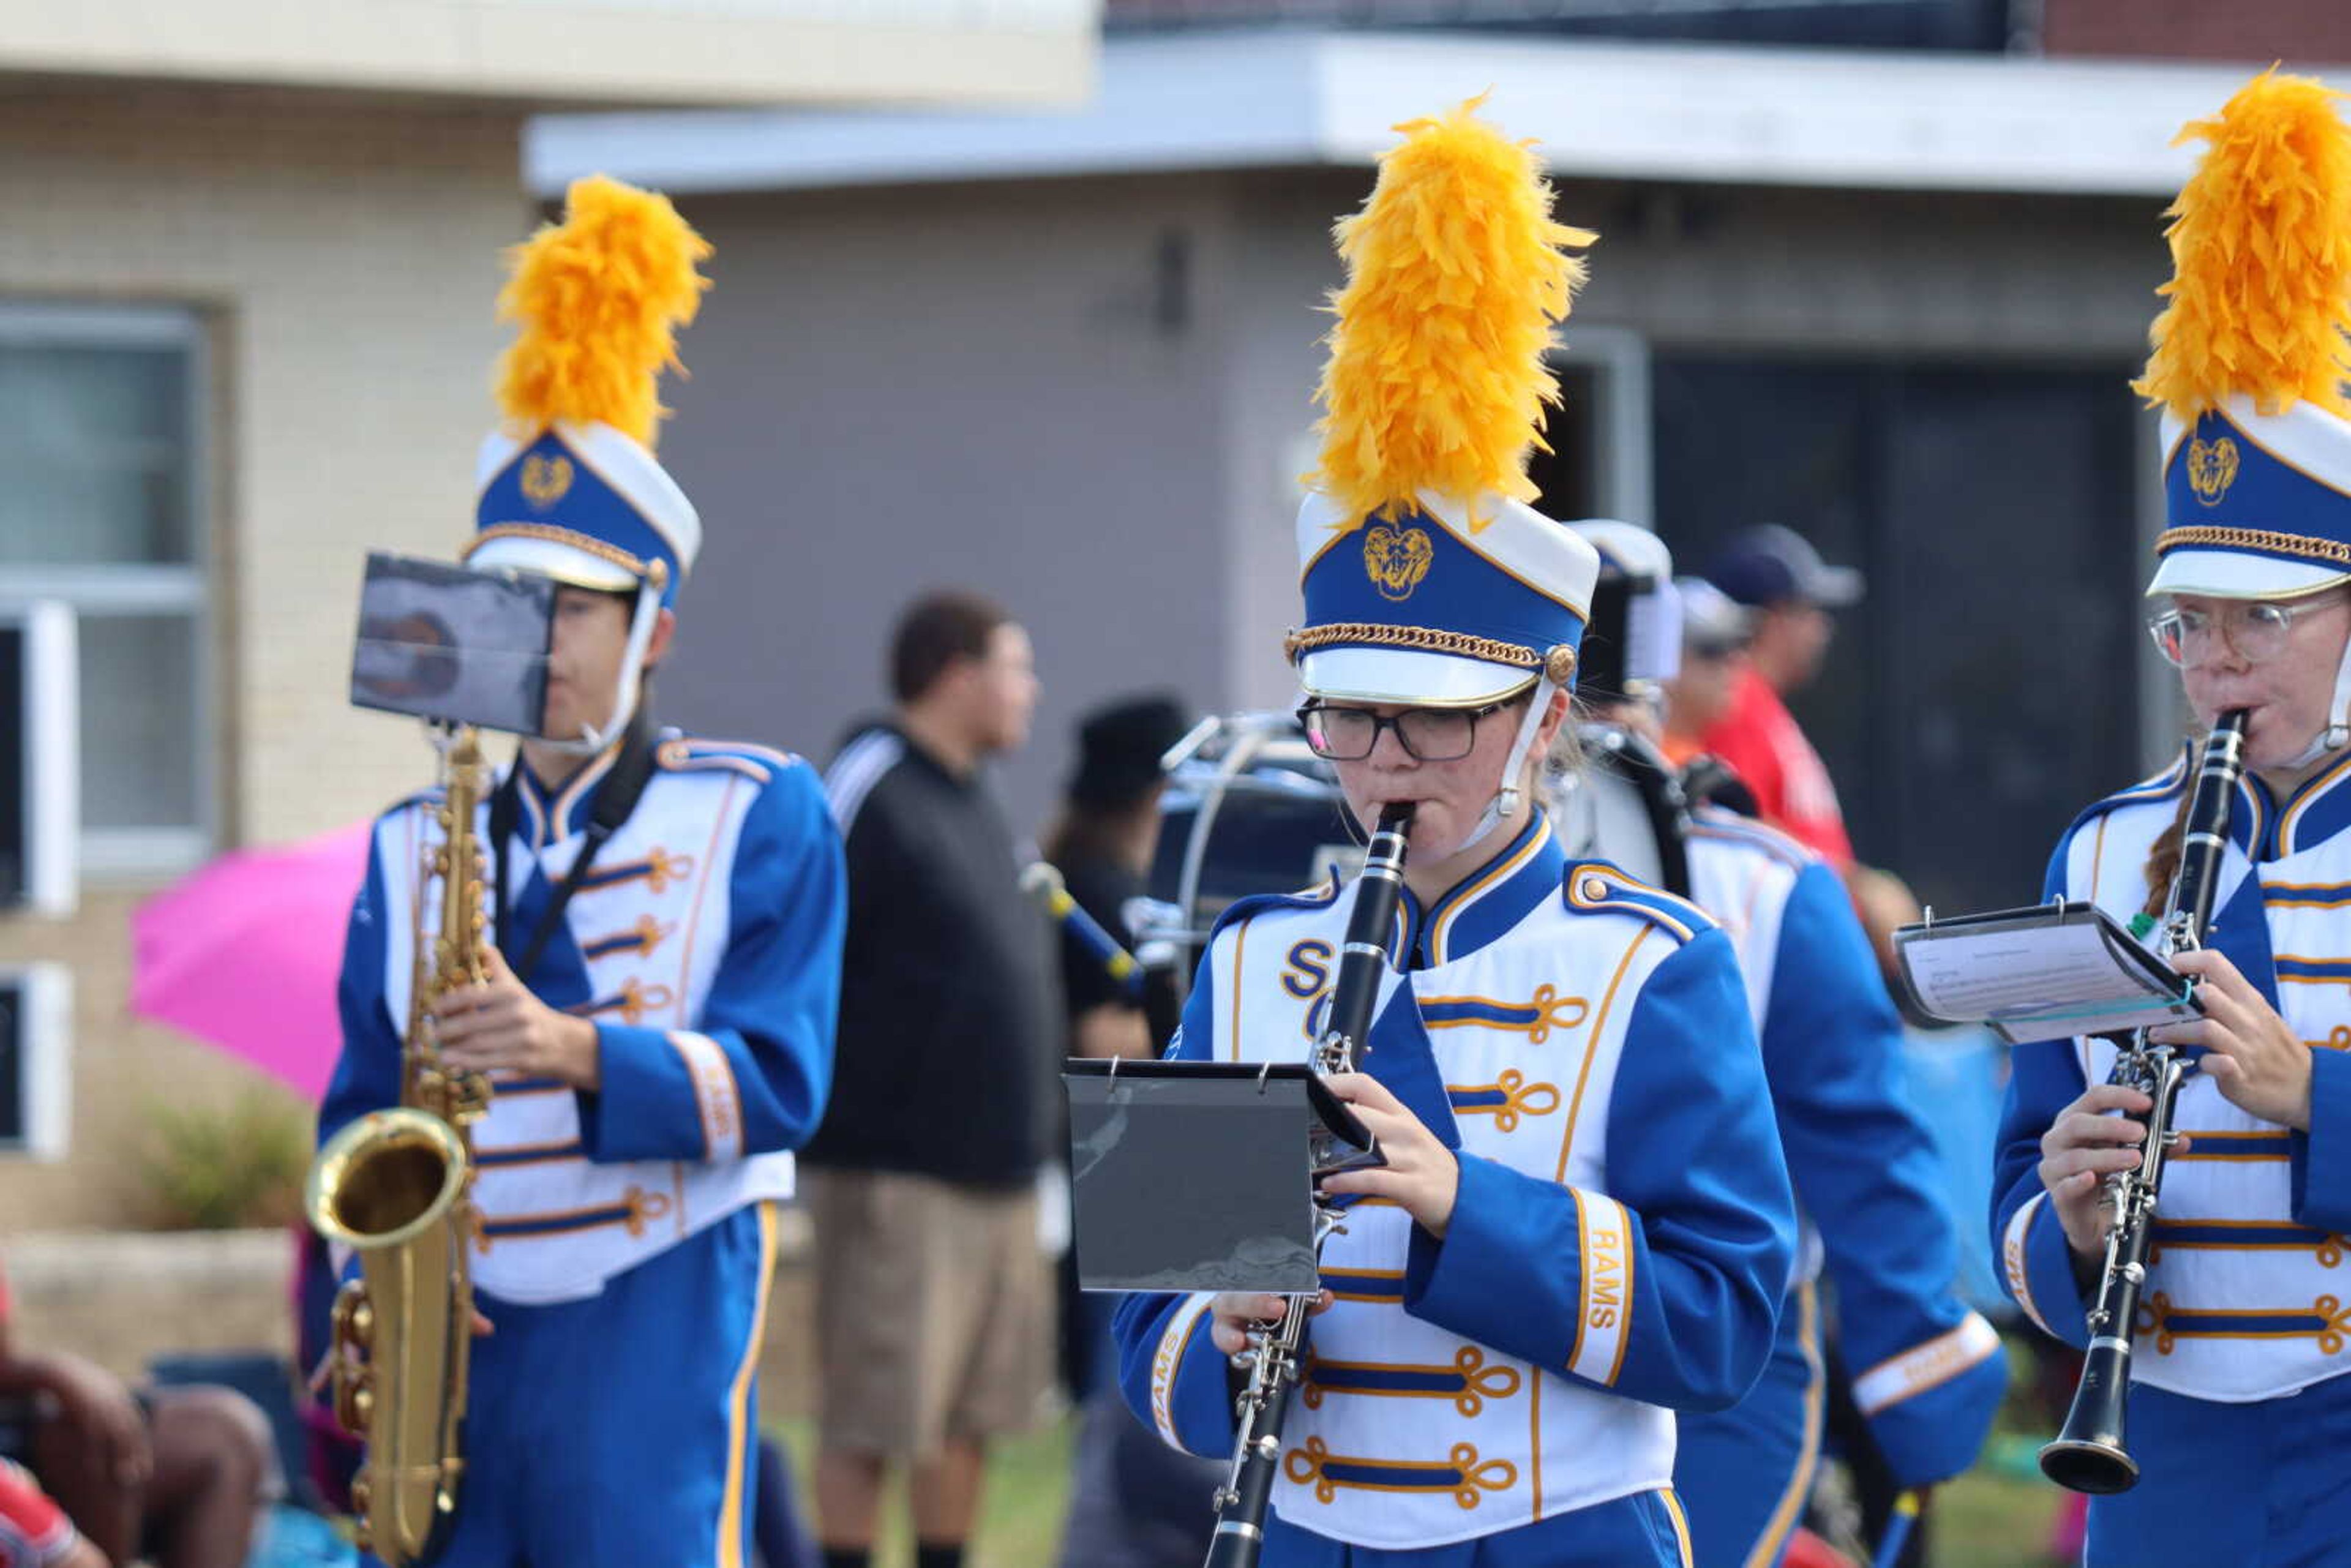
1900, 917, 2189, 1043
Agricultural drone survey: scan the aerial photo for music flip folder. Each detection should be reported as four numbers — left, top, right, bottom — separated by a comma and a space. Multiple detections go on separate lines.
1894, 900, 2203, 1046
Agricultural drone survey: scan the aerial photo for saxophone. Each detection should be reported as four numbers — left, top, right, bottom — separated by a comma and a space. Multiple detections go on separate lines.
306, 726, 494, 1564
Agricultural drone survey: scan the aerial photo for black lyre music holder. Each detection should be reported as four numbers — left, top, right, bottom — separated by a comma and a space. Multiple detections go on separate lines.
1062, 1059, 1373, 1296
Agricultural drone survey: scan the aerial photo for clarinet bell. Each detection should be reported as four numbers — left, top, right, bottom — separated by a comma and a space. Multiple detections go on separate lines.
2039, 1433, 2139, 1495
2040, 1340, 2140, 1493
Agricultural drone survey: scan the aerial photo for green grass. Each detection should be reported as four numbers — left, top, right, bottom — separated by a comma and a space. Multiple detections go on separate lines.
1938, 1464, 2068, 1568
768, 1416, 1076, 1568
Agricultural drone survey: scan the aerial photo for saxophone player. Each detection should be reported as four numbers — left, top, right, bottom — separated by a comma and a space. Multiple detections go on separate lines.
1993, 71, 2351, 1567
317, 176, 845, 1567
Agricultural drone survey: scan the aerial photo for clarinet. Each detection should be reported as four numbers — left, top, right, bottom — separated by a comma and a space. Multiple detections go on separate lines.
2040, 708, 2249, 1495
1205, 801, 1415, 1568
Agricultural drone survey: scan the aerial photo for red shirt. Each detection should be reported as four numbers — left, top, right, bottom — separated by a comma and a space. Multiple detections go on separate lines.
1697, 667, 1854, 867
0, 1458, 76, 1568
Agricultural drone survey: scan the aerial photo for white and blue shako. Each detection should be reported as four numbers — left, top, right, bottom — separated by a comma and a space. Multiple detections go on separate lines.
467, 417, 702, 751
1287, 489, 1597, 848
2152, 395, 2351, 765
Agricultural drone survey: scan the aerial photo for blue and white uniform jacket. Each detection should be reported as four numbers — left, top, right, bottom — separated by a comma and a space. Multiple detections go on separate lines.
1113, 812, 1796, 1551
1685, 806, 2005, 1485
1994, 748, 2351, 1400
321, 732, 846, 1306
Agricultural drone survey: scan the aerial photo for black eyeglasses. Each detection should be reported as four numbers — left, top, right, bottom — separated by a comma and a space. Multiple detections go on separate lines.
1297, 698, 1520, 762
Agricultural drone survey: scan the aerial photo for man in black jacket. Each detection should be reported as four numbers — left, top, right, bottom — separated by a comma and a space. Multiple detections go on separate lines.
804, 590, 1056, 1568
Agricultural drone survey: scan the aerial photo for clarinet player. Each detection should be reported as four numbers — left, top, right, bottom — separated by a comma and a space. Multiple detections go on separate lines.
1109, 100, 1794, 1568
1993, 70, 2351, 1568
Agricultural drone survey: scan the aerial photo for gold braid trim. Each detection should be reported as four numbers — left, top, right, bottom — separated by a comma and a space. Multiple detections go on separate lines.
1284, 623, 1579, 687
467, 522, 669, 587
2157, 525, 2351, 569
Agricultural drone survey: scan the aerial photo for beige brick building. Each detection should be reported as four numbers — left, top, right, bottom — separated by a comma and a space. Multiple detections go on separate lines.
0, 3, 1098, 1232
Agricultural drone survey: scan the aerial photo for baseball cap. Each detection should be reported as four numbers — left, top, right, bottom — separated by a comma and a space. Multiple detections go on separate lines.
1703, 524, 1863, 610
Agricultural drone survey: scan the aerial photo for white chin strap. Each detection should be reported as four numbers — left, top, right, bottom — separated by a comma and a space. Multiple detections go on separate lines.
543, 585, 662, 756
2280, 638, 2351, 771
1449, 675, 1559, 858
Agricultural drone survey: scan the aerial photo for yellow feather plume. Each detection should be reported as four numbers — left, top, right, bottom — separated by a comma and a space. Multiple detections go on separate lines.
494, 174, 713, 450
1311, 99, 1595, 531
2136, 69, 2351, 421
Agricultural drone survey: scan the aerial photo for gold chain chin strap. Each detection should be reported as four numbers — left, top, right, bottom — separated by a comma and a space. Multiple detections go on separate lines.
1281, 624, 1580, 686
2157, 525, 2351, 569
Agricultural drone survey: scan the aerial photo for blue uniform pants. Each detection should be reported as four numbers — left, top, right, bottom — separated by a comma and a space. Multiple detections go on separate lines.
2088, 1372, 2351, 1567
364, 1202, 778, 1568
1672, 1283, 1822, 1568
1258, 1486, 1693, 1567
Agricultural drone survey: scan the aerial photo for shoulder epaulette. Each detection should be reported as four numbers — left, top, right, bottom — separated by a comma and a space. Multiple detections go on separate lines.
1687, 806, 1816, 870
654, 735, 804, 785
1559, 858, 1718, 944
1204, 868, 1345, 948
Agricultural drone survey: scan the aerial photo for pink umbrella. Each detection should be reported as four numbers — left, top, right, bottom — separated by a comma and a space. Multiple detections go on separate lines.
132, 821, 374, 1102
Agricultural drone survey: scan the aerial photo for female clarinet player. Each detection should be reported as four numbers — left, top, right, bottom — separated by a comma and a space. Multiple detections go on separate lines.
1109, 100, 1796, 1568
1992, 70, 2351, 1567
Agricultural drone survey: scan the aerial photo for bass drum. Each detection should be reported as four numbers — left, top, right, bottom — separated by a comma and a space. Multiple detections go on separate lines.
1134, 714, 1360, 1020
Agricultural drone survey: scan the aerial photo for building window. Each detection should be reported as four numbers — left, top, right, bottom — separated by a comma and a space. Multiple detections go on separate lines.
0, 304, 210, 879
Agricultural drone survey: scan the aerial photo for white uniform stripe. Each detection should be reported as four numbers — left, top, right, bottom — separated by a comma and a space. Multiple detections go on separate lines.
2003, 1193, 2058, 1340
669, 1030, 744, 1162
1150, 1294, 1215, 1448
1851, 1311, 2002, 1416
823, 732, 903, 834
1569, 1190, 1634, 1387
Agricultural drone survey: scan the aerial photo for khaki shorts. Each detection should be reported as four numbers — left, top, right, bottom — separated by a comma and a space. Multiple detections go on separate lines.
803, 1167, 1053, 1457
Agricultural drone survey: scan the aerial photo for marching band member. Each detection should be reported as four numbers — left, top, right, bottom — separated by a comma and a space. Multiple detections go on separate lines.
1992, 70, 2351, 1567
318, 176, 844, 1567
1111, 101, 1796, 1568
1560, 523, 2004, 1568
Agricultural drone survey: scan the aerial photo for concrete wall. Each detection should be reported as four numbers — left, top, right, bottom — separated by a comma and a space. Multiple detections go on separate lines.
650, 175, 1242, 828
0, 83, 528, 1229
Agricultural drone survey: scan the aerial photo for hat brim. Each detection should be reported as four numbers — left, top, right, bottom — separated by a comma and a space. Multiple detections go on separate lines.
466, 535, 643, 596
2145, 548, 2350, 601
1299, 646, 1539, 708
1805, 565, 1864, 608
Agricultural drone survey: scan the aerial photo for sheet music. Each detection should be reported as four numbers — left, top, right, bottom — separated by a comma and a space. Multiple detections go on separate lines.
1896, 904, 2199, 1045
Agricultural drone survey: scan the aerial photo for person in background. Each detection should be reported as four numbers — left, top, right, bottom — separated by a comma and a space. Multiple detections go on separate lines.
0, 1458, 99, 1568
806, 590, 1056, 1568
1044, 694, 1229, 1568
1697, 525, 1862, 865
1659, 577, 1752, 769
1562, 522, 2003, 1568
1042, 694, 1191, 1071
0, 1255, 274, 1568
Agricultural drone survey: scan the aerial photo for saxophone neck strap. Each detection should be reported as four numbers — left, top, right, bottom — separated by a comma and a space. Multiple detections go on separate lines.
488, 705, 661, 985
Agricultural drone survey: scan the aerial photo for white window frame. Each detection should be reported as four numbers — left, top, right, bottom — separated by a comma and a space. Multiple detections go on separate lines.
1553, 324, 1655, 527
0, 302, 213, 880
0, 962, 72, 1161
